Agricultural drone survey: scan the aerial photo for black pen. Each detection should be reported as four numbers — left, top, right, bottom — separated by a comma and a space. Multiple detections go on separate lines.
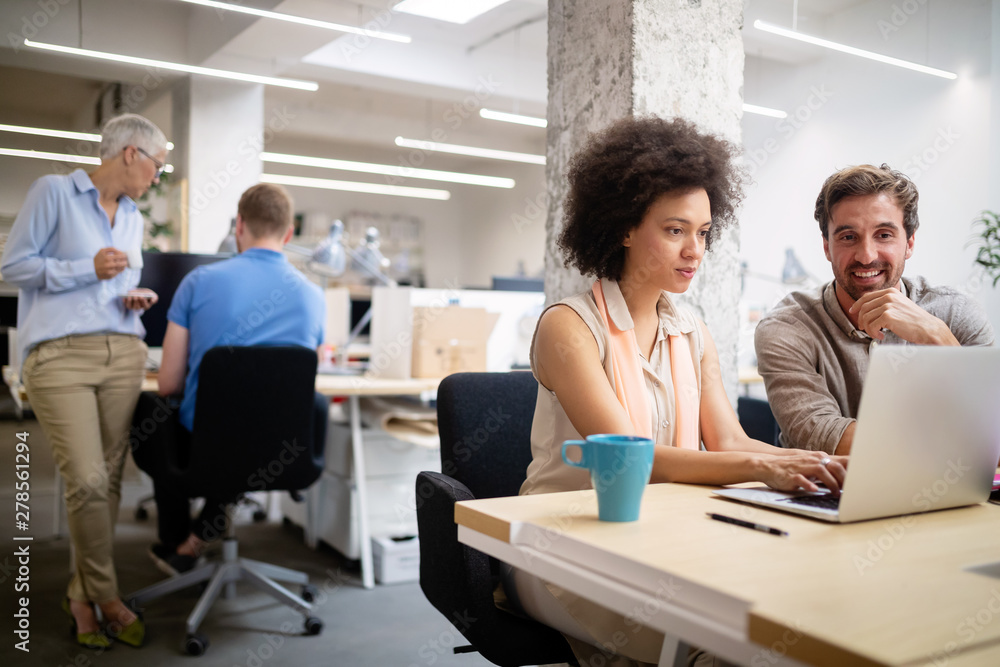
706, 513, 788, 537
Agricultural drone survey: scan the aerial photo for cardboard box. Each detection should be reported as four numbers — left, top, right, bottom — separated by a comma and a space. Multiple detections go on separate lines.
410, 306, 499, 378
371, 535, 420, 584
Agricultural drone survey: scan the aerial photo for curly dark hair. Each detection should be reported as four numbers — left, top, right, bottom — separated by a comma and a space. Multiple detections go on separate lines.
558, 115, 745, 281
814, 163, 919, 239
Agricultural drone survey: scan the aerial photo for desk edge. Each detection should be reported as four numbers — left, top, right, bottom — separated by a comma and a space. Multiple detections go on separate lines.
748, 611, 886, 667
455, 503, 512, 544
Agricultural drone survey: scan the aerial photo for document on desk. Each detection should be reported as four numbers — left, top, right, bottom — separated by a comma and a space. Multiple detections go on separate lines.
360, 396, 438, 448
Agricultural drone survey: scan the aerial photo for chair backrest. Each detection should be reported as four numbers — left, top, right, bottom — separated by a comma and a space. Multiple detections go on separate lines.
737, 396, 782, 447
186, 346, 326, 497
423, 372, 577, 666
436, 371, 539, 499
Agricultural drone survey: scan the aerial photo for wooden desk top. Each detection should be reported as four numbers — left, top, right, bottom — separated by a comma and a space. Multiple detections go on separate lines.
456, 483, 1000, 667
141, 372, 441, 396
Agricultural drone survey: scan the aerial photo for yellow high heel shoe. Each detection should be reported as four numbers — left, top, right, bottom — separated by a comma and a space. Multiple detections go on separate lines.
61, 598, 112, 650
108, 613, 145, 648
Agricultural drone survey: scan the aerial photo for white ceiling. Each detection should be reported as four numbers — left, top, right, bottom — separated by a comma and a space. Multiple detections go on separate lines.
0, 0, 873, 148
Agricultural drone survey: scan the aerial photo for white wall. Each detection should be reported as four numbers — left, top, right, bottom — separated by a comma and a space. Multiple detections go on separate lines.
740, 0, 998, 359
0, 155, 59, 218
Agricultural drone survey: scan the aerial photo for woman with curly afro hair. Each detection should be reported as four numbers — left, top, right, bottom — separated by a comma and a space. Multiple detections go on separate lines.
503, 116, 848, 666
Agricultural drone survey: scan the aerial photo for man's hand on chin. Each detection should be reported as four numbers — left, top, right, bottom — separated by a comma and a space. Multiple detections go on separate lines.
849, 288, 959, 345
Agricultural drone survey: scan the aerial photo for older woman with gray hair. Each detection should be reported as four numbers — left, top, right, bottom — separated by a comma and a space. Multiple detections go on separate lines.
1, 113, 167, 649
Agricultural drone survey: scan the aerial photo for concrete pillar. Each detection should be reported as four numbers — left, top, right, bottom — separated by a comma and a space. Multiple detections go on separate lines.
171, 78, 264, 252
545, 0, 744, 400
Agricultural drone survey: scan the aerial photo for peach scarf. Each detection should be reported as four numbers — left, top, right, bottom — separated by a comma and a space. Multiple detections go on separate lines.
592, 281, 699, 449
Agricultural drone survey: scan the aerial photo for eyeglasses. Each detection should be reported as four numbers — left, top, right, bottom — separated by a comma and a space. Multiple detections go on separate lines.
134, 146, 165, 179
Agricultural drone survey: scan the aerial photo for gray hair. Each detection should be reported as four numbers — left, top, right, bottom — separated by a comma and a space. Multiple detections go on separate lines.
99, 114, 167, 160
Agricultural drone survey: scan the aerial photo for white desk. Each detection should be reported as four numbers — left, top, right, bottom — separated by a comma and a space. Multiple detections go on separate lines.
311, 374, 440, 589
456, 483, 1000, 666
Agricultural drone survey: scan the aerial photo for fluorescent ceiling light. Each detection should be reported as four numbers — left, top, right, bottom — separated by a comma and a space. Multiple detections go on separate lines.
0, 148, 100, 166
742, 104, 787, 119
262, 173, 450, 200
479, 109, 547, 128
395, 137, 545, 165
261, 151, 514, 188
0, 124, 174, 149
0, 124, 101, 142
393, 0, 510, 24
479, 106, 791, 125
0, 147, 174, 173
177, 0, 411, 43
753, 20, 957, 80
23, 39, 320, 91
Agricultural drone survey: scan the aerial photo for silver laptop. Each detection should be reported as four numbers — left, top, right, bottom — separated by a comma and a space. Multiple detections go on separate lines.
714, 346, 1000, 523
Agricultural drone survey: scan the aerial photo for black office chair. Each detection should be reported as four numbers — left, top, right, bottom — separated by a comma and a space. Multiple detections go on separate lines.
737, 396, 782, 447
416, 372, 577, 667
126, 346, 328, 656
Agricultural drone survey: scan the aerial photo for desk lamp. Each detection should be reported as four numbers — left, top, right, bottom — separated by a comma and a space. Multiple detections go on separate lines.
351, 227, 392, 283
217, 218, 238, 254
305, 219, 348, 278
741, 247, 814, 292
287, 221, 397, 370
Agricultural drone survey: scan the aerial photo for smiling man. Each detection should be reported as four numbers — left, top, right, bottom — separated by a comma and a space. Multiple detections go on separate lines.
754, 164, 993, 455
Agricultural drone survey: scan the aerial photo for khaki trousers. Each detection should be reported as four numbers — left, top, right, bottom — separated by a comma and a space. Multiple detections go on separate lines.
23, 334, 146, 603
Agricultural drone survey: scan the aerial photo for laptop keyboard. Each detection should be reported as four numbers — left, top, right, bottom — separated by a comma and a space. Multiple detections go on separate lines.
782, 494, 841, 510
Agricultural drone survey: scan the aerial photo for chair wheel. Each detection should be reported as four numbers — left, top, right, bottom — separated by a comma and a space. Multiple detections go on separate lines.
184, 633, 209, 656
252, 510, 268, 522
135, 506, 149, 520
301, 584, 317, 603
304, 617, 323, 635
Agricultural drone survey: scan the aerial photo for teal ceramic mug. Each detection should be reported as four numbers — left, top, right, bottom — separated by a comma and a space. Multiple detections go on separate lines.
561, 434, 655, 522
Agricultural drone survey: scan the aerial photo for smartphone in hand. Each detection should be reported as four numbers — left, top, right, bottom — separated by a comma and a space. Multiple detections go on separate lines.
122, 288, 158, 310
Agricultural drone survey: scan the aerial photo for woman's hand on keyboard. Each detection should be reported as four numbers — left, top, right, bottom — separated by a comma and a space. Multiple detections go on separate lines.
758, 451, 847, 494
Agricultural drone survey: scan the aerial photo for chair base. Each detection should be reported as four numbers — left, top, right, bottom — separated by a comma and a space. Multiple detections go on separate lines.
126, 538, 323, 653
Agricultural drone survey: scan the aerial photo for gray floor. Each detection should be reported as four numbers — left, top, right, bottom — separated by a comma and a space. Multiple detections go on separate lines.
0, 408, 495, 667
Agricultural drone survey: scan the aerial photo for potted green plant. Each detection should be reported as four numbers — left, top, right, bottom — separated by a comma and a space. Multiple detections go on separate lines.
138, 173, 173, 251
972, 210, 1000, 286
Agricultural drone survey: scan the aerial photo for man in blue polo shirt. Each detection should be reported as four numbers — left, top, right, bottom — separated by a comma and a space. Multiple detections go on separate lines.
144, 183, 324, 574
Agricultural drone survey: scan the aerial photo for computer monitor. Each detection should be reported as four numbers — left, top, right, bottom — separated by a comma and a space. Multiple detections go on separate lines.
350, 297, 372, 338
137, 251, 231, 346
491, 276, 544, 292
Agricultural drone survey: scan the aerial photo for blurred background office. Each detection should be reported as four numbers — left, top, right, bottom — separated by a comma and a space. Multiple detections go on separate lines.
1, 0, 999, 663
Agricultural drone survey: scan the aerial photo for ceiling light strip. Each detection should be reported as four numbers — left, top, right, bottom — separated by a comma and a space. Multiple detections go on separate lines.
753, 20, 957, 80
0, 124, 101, 142
0, 147, 174, 172
395, 137, 545, 165
742, 104, 787, 119
479, 106, 790, 124
0, 147, 100, 166
261, 151, 513, 188
23, 39, 320, 91
262, 173, 450, 200
479, 109, 547, 128
178, 0, 411, 43
0, 124, 175, 149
